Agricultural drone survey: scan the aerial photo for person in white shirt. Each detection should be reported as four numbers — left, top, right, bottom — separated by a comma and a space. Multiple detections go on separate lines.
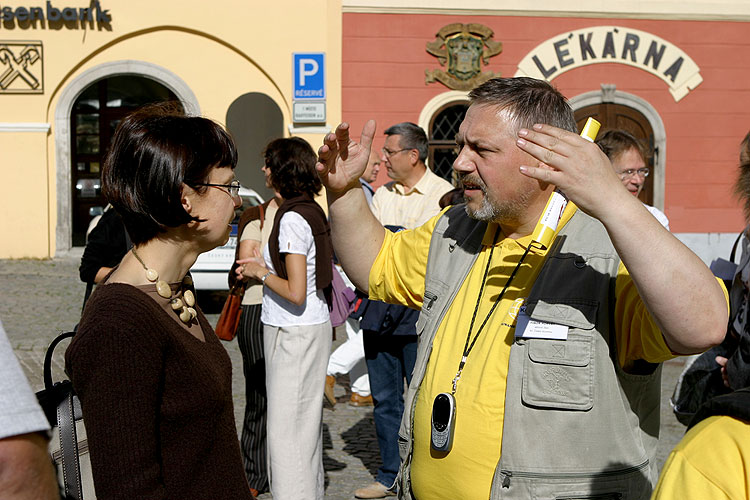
0, 318, 59, 500
596, 129, 670, 229
237, 137, 333, 500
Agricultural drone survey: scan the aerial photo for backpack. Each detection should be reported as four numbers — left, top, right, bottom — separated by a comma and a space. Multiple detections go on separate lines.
671, 229, 750, 424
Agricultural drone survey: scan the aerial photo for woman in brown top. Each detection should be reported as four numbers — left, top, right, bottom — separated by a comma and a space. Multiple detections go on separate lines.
66, 104, 254, 500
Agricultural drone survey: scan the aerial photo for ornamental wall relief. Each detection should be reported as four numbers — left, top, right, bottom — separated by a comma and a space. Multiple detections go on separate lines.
425, 23, 502, 91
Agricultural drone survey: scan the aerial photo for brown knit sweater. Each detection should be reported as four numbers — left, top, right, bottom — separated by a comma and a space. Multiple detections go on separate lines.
66, 284, 253, 500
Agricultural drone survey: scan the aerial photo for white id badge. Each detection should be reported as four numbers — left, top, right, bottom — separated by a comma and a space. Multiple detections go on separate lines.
514, 306, 569, 340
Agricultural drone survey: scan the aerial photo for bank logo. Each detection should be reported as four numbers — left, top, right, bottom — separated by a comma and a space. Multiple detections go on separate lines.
0, 41, 43, 93
425, 23, 502, 91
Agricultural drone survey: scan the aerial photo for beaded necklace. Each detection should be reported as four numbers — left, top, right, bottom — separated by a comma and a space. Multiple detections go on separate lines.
131, 247, 197, 324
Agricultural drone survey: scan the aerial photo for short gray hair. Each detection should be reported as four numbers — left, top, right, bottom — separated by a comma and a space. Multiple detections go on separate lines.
468, 77, 576, 133
384, 122, 428, 162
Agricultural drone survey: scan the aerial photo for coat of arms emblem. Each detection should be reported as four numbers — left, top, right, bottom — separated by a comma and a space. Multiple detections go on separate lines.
425, 23, 502, 91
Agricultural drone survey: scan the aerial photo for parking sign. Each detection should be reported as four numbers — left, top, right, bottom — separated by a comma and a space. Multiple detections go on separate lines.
293, 53, 325, 100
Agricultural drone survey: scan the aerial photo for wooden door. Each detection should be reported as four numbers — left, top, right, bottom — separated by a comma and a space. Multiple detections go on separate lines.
574, 103, 655, 206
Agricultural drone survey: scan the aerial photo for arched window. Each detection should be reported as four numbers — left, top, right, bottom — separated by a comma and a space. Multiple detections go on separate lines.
428, 103, 468, 183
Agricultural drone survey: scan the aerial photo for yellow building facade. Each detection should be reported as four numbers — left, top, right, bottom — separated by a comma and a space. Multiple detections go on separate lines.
0, 0, 341, 257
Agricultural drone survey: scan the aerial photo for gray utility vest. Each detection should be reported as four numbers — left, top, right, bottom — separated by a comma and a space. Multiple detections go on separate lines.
396, 206, 662, 500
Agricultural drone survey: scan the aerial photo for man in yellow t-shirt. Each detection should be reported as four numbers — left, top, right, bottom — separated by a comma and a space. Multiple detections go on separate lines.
365, 202, 688, 499
315, 77, 728, 499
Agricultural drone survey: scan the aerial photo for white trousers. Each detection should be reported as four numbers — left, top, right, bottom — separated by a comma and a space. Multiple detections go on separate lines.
264, 321, 331, 500
326, 317, 370, 396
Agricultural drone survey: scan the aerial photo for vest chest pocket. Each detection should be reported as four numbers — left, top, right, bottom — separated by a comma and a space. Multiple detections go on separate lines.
521, 334, 594, 411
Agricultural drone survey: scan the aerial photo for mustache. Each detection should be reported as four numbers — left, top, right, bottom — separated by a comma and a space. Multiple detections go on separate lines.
457, 174, 487, 192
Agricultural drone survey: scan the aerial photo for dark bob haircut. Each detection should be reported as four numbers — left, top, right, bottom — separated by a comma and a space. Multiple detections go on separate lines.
102, 103, 237, 245
263, 137, 321, 199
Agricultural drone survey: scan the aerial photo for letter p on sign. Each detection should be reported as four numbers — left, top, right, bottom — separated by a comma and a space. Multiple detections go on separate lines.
293, 53, 325, 100
299, 59, 318, 86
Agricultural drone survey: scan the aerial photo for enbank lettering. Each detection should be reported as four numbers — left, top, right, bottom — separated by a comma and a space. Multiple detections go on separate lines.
0, 0, 111, 27
515, 26, 702, 102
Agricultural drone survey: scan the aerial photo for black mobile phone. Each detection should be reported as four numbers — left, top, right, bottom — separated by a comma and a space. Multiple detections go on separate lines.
431, 392, 456, 452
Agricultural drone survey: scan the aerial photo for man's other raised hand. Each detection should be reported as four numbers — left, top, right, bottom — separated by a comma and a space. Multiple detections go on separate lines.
317, 120, 377, 195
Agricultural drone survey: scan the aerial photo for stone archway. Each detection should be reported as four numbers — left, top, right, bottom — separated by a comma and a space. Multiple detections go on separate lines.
54, 61, 199, 254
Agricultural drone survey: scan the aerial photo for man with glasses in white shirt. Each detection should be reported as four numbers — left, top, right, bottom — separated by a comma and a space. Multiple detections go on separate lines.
596, 129, 670, 229
371, 123, 454, 230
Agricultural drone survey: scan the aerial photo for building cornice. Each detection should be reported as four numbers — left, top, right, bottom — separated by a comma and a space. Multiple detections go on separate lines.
342, 4, 750, 22
0, 122, 51, 132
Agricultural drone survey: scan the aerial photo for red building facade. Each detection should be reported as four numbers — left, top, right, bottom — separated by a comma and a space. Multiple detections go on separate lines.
342, 11, 750, 257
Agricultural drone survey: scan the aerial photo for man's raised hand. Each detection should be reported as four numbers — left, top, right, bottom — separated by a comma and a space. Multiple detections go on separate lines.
515, 123, 631, 220
317, 120, 377, 195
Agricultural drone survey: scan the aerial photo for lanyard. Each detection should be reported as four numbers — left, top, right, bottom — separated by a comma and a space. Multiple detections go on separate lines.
450, 227, 531, 395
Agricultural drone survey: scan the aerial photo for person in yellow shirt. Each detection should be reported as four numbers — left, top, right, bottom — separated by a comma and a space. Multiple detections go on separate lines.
651, 392, 750, 500
316, 77, 728, 500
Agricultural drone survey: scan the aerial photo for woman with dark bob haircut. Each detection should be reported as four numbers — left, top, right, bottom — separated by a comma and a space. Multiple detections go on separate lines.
66, 104, 255, 500
236, 137, 333, 500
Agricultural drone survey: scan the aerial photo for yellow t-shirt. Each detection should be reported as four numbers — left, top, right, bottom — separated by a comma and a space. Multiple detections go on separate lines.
368, 205, 678, 500
651, 415, 750, 500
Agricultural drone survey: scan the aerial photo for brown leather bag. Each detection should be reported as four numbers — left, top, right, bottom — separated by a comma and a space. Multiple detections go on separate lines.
218, 200, 269, 341
215, 281, 244, 341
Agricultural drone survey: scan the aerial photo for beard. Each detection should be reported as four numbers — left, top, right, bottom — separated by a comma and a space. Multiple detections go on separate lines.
461, 174, 532, 224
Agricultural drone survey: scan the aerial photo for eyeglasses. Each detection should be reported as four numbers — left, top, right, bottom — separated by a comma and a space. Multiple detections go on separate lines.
194, 180, 241, 198
618, 167, 650, 179
382, 147, 410, 158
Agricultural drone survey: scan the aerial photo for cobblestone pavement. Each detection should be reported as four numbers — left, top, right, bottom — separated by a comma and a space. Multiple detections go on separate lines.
1, 255, 688, 498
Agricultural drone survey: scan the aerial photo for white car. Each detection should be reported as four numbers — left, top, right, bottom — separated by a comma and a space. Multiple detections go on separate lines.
190, 186, 265, 290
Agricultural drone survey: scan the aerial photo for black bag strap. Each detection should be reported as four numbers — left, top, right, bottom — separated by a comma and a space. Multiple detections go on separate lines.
57, 390, 83, 500
40, 329, 84, 499
729, 230, 745, 263
43, 330, 76, 391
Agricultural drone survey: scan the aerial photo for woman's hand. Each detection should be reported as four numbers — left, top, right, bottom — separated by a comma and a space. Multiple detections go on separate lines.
239, 252, 306, 306
236, 249, 266, 282
236, 239, 261, 283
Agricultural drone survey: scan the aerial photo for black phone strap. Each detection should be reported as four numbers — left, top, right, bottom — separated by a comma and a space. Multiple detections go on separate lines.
450, 226, 531, 395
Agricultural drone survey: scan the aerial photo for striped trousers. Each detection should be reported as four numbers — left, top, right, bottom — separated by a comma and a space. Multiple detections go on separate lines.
237, 304, 269, 492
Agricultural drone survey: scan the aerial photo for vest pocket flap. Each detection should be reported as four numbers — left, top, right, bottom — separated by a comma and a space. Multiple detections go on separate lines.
527, 336, 592, 367
527, 299, 598, 330
522, 336, 594, 411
